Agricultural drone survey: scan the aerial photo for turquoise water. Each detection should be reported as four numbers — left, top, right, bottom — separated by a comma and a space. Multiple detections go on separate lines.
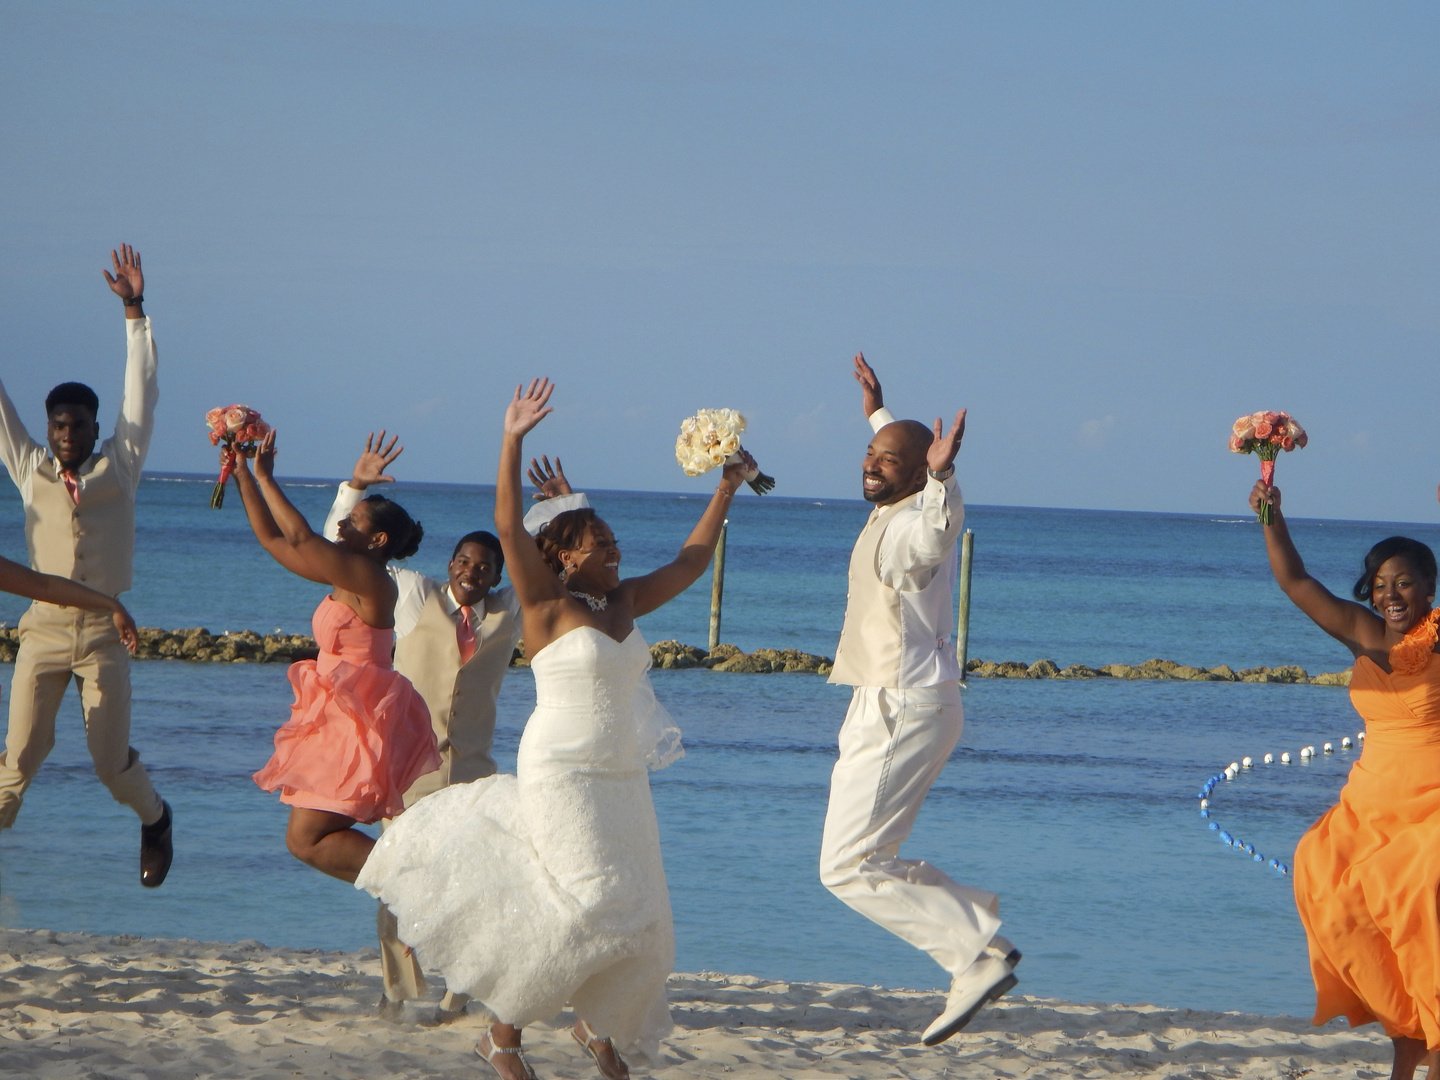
0, 474, 1437, 1017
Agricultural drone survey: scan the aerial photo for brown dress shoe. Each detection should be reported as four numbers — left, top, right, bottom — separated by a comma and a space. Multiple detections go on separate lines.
140, 801, 173, 888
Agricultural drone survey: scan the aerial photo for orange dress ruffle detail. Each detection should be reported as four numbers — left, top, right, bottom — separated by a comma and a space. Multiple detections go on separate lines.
253, 597, 439, 824
1294, 648, 1440, 1045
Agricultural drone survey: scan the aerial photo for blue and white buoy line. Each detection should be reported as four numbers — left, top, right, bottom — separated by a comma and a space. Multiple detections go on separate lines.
1196, 729, 1365, 876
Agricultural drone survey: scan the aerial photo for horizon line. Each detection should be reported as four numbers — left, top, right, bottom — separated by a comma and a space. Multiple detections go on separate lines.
139, 471, 1440, 532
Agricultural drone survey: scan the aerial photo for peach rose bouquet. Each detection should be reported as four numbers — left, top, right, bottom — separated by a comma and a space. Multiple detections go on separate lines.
675, 408, 775, 494
205, 404, 271, 509
1230, 410, 1306, 525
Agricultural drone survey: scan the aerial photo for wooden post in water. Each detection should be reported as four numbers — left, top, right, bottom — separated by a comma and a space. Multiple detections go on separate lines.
708, 520, 728, 654
956, 528, 974, 683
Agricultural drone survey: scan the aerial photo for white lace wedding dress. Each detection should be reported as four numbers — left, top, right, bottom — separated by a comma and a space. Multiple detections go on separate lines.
355, 626, 683, 1059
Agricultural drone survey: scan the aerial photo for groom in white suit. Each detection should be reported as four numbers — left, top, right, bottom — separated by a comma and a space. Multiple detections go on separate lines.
820, 353, 1019, 1047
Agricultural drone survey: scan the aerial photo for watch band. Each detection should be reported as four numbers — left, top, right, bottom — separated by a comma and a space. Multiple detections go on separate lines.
122, 295, 145, 307
928, 465, 955, 481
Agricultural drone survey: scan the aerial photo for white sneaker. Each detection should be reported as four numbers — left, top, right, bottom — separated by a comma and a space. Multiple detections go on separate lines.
921, 954, 1017, 1046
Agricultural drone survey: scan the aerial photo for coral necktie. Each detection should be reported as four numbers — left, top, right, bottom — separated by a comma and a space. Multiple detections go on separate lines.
61, 469, 80, 506
457, 605, 476, 664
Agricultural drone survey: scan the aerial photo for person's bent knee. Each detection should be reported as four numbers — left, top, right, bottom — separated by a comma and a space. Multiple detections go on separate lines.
285, 827, 324, 868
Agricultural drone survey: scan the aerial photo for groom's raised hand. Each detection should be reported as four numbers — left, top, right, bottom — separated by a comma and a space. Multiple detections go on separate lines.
852, 352, 884, 419
926, 410, 967, 475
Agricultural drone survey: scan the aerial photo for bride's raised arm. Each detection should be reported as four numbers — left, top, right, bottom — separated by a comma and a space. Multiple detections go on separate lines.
495, 379, 570, 613
620, 456, 748, 617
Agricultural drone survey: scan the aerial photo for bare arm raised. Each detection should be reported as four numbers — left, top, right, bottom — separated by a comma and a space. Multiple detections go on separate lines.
1251, 481, 1385, 658
233, 430, 397, 627
495, 380, 566, 608
619, 456, 747, 617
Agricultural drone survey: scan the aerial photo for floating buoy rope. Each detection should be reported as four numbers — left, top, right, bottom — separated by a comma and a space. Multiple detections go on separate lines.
1196, 730, 1365, 876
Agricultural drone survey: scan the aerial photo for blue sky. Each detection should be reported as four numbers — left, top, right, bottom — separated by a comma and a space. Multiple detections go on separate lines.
1, 2, 1436, 519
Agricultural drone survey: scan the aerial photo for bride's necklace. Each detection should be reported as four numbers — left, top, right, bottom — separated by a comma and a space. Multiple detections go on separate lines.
569, 589, 608, 612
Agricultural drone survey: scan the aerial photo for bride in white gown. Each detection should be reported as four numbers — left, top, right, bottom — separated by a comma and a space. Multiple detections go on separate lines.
357, 379, 749, 1080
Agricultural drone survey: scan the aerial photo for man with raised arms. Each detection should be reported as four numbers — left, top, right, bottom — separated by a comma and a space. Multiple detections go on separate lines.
820, 352, 1018, 1046
0, 244, 173, 887
324, 438, 588, 1020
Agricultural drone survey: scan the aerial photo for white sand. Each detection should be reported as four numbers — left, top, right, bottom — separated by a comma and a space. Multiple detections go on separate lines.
0, 928, 1390, 1079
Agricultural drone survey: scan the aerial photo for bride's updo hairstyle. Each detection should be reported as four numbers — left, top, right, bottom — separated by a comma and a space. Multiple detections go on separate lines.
362, 494, 424, 561
535, 508, 599, 576
1353, 536, 1437, 605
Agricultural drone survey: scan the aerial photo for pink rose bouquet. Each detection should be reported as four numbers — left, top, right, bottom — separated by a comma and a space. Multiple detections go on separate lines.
205, 404, 271, 509
1230, 410, 1307, 525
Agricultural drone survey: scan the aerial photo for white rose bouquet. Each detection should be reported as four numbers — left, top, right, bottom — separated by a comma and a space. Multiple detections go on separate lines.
674, 408, 775, 495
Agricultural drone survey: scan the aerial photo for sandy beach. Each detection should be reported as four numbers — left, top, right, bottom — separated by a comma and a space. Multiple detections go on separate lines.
0, 927, 1390, 1080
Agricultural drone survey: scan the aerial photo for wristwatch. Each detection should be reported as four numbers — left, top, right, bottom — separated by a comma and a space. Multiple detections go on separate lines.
928, 465, 955, 481
122, 295, 145, 307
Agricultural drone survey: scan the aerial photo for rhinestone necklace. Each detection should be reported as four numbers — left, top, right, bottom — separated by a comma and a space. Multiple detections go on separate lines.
569, 590, 608, 612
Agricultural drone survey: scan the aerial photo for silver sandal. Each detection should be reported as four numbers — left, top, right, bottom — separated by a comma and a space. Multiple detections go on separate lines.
477, 1031, 539, 1080
571, 1018, 629, 1080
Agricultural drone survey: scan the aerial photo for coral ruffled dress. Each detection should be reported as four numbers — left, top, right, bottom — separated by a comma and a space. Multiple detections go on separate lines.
1294, 627, 1440, 1045
253, 597, 439, 824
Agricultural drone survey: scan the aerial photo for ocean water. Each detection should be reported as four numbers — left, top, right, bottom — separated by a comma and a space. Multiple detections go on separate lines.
0, 473, 1437, 1019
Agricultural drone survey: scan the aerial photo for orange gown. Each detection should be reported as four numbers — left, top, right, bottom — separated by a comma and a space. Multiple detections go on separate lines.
253, 597, 439, 824
1294, 650, 1440, 1045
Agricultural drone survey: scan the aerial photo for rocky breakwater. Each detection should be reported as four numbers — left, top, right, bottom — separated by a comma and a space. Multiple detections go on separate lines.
508, 639, 834, 675
0, 627, 319, 664
965, 657, 1352, 687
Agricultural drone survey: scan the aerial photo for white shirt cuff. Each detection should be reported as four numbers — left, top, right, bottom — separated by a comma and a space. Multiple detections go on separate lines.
868, 406, 897, 433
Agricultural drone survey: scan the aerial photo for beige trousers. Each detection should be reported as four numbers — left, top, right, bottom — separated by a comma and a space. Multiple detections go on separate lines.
820, 684, 1001, 979
0, 602, 163, 830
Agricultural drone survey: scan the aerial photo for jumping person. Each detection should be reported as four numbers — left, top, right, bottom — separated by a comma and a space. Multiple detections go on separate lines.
0, 244, 172, 887
233, 430, 439, 887
820, 352, 1019, 1047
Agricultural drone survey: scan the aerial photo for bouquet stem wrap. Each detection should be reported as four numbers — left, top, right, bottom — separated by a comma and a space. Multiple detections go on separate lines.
1229, 411, 1305, 527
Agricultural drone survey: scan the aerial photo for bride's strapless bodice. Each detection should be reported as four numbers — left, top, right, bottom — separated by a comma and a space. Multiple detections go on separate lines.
521, 626, 682, 776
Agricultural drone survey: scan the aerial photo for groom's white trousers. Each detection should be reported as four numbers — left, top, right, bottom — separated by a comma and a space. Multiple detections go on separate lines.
820, 684, 1001, 978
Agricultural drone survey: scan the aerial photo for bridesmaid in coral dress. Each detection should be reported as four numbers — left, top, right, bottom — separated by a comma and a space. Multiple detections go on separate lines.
1251, 479, 1440, 1080
233, 430, 438, 884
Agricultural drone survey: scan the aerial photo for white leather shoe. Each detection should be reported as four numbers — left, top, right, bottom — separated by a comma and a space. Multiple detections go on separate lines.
921, 954, 1017, 1046
987, 934, 1022, 968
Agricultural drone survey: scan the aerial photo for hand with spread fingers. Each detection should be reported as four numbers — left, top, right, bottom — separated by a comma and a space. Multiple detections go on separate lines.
103, 244, 145, 314
528, 455, 573, 501
350, 431, 404, 491
926, 410, 967, 475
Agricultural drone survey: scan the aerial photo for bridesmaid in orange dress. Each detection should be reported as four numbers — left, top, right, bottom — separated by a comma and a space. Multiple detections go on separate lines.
233, 431, 438, 883
1251, 479, 1440, 1080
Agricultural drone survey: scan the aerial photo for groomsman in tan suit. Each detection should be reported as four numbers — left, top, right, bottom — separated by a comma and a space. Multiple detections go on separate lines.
820, 353, 1018, 1047
0, 245, 172, 887
324, 438, 587, 1020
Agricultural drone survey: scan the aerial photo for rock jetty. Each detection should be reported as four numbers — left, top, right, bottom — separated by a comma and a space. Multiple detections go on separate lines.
964, 657, 1352, 686
0, 627, 318, 664
0, 627, 1353, 685
510, 639, 835, 675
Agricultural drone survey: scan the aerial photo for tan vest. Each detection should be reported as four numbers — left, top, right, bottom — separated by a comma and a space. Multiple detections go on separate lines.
828, 494, 918, 688
26, 455, 135, 596
393, 588, 517, 799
